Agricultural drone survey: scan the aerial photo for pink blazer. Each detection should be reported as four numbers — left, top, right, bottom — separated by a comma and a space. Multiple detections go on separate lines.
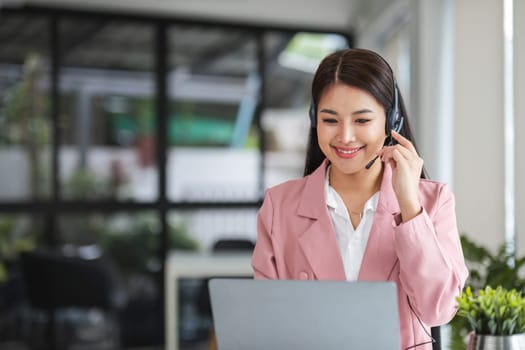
252, 160, 468, 350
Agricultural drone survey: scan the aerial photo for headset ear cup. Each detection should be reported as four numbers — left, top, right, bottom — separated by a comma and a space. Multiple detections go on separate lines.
387, 109, 403, 133
386, 109, 403, 133
394, 115, 404, 133
386, 109, 394, 135
309, 102, 317, 128
386, 81, 401, 136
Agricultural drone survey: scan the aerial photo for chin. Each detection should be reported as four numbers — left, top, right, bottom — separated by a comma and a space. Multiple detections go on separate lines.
328, 159, 366, 175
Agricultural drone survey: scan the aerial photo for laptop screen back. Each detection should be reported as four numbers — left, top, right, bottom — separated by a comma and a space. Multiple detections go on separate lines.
209, 278, 400, 350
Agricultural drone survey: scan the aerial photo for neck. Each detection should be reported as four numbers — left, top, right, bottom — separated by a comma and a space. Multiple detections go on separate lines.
329, 163, 383, 199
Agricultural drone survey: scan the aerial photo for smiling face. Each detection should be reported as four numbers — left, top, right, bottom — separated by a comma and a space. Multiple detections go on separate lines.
316, 82, 387, 177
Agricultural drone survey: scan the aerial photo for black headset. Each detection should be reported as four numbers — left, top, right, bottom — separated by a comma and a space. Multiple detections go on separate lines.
308, 63, 404, 145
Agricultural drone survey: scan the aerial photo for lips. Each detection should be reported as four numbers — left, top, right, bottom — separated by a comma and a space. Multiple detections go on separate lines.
332, 145, 365, 159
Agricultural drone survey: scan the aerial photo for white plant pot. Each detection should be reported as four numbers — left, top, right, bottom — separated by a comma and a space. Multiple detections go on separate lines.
467, 332, 525, 350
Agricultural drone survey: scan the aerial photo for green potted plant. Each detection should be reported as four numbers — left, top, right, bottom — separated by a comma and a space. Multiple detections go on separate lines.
456, 285, 525, 349
450, 235, 525, 350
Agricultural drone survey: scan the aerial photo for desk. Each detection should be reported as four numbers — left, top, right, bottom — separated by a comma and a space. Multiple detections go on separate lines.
165, 252, 253, 350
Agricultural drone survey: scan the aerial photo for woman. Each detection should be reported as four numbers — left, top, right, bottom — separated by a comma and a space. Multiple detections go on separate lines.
252, 48, 468, 349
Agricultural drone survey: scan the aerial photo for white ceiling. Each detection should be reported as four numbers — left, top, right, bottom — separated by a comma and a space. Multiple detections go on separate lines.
13, 0, 362, 32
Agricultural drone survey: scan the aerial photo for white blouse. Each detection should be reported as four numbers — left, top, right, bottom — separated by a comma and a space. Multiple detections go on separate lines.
325, 166, 379, 281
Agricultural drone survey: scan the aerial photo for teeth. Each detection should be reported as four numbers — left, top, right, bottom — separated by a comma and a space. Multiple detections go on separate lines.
337, 148, 360, 154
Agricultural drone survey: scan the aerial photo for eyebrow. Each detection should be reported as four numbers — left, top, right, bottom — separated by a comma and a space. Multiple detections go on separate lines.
319, 108, 373, 115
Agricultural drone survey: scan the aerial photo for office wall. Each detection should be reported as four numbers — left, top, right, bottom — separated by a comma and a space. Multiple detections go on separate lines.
515, 0, 525, 257
453, 0, 505, 249
412, 0, 454, 185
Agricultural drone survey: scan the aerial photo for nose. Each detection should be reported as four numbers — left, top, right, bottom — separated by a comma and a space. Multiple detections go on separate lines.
337, 121, 356, 144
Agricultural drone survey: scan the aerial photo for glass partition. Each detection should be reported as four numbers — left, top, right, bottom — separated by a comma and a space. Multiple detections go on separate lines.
167, 26, 261, 202
58, 19, 157, 201
0, 15, 51, 201
168, 208, 257, 252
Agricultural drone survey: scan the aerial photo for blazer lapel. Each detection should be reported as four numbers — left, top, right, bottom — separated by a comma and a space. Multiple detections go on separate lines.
358, 164, 400, 281
297, 160, 346, 281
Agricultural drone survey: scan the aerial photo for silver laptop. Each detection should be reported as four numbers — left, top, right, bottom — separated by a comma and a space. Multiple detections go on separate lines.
209, 278, 400, 350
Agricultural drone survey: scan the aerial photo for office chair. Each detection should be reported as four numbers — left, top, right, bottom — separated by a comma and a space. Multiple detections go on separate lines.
210, 239, 256, 252
20, 250, 123, 350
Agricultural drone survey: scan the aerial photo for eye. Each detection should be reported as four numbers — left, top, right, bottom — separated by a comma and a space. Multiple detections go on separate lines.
355, 118, 371, 124
322, 118, 338, 124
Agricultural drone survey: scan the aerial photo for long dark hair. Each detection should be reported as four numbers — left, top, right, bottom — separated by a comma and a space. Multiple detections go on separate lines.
303, 48, 426, 179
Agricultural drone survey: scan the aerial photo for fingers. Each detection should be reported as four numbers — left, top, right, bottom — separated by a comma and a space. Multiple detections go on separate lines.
378, 144, 413, 162
381, 144, 413, 160
377, 131, 419, 161
378, 142, 423, 170
391, 148, 418, 171
390, 130, 417, 153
